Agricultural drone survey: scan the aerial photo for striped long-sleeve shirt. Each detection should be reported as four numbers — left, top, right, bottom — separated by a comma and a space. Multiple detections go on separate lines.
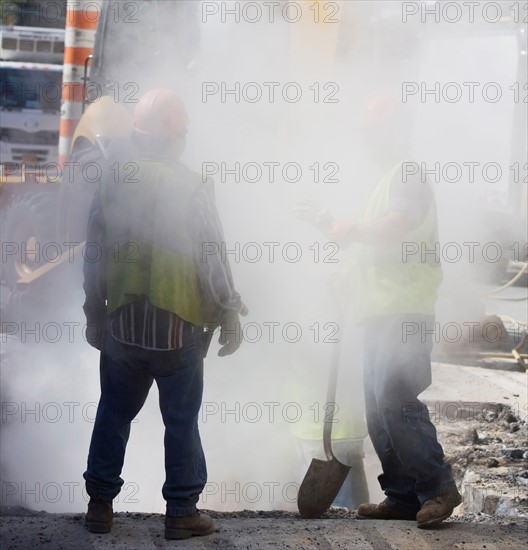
83, 159, 244, 351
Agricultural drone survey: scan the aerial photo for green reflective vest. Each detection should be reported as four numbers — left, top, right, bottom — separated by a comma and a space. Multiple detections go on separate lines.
289, 359, 369, 441
101, 159, 216, 327
355, 162, 443, 319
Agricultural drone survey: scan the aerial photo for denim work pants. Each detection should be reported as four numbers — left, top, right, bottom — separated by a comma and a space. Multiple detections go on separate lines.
84, 326, 206, 516
363, 315, 456, 511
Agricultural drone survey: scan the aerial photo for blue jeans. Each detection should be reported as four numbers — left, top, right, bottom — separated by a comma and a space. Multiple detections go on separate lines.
363, 315, 456, 510
83, 326, 206, 516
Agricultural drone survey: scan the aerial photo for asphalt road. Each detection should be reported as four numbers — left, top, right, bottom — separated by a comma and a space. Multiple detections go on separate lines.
1, 509, 527, 550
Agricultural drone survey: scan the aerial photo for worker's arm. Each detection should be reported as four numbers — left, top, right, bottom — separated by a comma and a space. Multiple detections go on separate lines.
189, 180, 248, 356
325, 211, 413, 246
82, 189, 108, 350
189, 181, 247, 314
296, 168, 432, 246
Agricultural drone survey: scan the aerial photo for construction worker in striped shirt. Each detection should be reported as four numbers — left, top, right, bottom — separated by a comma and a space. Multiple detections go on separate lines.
82, 89, 248, 540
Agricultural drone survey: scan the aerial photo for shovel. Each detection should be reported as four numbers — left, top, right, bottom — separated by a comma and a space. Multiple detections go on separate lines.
297, 334, 350, 518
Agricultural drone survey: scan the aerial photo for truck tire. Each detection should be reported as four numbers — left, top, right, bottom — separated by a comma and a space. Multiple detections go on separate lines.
1, 191, 58, 290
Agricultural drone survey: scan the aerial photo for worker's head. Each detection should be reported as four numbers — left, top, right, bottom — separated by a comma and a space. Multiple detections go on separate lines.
133, 89, 190, 157
359, 92, 412, 165
360, 93, 395, 129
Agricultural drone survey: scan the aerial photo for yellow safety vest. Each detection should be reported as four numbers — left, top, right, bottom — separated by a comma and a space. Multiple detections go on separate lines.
289, 341, 368, 441
355, 162, 443, 319
101, 159, 216, 327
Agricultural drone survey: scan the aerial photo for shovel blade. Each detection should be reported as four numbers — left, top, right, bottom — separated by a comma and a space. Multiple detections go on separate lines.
297, 457, 351, 519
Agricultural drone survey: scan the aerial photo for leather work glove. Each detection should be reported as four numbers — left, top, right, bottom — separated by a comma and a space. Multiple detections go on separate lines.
218, 304, 248, 357
294, 200, 333, 231
84, 308, 107, 351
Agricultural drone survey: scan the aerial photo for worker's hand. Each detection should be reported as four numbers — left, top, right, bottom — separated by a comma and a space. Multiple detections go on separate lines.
294, 200, 333, 231
84, 310, 107, 351
218, 305, 248, 356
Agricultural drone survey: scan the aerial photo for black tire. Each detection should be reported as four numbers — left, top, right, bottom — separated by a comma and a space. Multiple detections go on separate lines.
1, 191, 58, 290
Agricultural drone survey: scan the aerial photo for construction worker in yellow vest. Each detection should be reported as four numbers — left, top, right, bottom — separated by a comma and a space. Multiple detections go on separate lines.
82, 89, 248, 540
295, 94, 462, 528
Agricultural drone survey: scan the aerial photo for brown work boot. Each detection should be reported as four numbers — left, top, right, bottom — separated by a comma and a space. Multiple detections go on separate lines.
416, 487, 462, 528
165, 511, 215, 540
356, 499, 418, 521
85, 498, 113, 533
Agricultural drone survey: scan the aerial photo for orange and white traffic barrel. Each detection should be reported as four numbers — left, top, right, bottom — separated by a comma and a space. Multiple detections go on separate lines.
58, 0, 101, 167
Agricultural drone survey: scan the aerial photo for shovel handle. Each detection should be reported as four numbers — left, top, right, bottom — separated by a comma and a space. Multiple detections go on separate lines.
322, 329, 343, 462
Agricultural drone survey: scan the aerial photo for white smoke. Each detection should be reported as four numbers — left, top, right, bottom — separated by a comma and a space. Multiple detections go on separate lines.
1, 0, 526, 514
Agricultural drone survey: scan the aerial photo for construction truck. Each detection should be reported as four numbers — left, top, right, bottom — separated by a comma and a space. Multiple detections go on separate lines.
0, 25, 64, 167
0, 1, 197, 292
0, 24, 65, 288
1, 59, 62, 166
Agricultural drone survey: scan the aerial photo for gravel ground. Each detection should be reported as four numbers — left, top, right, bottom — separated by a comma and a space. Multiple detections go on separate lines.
2, 506, 527, 550
2, 403, 527, 549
